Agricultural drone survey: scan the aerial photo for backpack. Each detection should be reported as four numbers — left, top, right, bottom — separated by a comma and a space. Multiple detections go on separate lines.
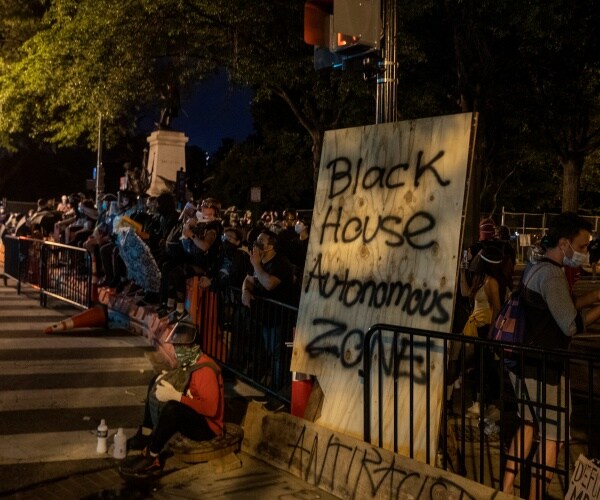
148, 361, 220, 427
491, 264, 544, 369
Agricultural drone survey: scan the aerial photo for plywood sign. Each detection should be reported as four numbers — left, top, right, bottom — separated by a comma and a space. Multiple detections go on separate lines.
290, 113, 475, 460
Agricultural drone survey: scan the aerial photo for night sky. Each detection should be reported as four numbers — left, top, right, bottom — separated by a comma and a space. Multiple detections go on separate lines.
166, 69, 255, 153
0, 70, 254, 202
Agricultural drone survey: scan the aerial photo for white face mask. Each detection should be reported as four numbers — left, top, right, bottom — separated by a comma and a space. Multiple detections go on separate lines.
295, 222, 305, 234
563, 242, 590, 268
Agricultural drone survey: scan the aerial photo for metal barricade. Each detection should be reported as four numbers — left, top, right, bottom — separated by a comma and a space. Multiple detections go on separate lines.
363, 325, 599, 498
40, 241, 92, 308
2, 235, 92, 309
211, 286, 297, 403
2, 236, 21, 288
2, 236, 43, 294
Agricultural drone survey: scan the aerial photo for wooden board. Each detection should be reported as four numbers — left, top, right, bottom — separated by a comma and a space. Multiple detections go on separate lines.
290, 114, 475, 461
242, 402, 510, 500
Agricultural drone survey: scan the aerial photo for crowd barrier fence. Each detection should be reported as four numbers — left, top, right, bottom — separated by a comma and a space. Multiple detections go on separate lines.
185, 276, 297, 401
2, 235, 92, 308
363, 323, 599, 498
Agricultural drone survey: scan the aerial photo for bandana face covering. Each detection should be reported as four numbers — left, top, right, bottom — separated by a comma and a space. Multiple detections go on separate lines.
174, 344, 201, 367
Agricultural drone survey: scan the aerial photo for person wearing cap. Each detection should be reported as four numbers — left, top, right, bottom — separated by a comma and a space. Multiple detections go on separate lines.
98, 190, 137, 288
467, 217, 497, 262
120, 319, 224, 478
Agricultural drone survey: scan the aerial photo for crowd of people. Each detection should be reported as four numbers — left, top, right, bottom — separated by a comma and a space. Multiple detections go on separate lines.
1, 190, 311, 314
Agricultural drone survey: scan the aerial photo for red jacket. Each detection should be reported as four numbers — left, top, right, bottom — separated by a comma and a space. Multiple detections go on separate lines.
180, 354, 224, 436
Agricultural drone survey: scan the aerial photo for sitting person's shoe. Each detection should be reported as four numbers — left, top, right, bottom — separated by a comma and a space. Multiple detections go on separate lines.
119, 448, 164, 478
157, 304, 173, 318
167, 309, 187, 324
127, 426, 152, 451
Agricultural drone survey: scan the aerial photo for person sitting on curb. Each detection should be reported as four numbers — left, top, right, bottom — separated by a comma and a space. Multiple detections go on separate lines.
119, 318, 224, 479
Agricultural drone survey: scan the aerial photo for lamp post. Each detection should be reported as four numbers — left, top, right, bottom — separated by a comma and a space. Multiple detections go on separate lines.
95, 113, 104, 208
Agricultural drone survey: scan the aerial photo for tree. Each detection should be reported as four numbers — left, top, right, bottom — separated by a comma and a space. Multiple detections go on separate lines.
0, 0, 598, 211
0, 0, 375, 191
512, 0, 600, 211
0, 0, 230, 150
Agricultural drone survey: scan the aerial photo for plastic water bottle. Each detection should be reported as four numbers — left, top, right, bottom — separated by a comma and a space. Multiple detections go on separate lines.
113, 427, 127, 459
96, 419, 108, 454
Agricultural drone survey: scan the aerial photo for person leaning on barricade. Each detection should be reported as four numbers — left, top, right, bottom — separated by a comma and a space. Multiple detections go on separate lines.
502, 212, 600, 499
157, 198, 222, 318
119, 317, 224, 479
241, 229, 294, 390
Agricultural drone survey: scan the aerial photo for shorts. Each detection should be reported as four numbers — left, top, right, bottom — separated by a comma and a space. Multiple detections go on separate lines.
508, 371, 570, 442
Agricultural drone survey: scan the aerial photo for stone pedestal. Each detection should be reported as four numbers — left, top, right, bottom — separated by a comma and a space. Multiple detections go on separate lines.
146, 130, 188, 196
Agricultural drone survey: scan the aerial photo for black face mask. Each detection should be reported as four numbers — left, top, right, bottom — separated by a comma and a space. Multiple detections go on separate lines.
222, 240, 239, 255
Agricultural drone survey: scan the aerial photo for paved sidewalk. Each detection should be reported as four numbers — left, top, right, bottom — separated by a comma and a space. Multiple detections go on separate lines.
8, 451, 340, 500
0, 280, 335, 500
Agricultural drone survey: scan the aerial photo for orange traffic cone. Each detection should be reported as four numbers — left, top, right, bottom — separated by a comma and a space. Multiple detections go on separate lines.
43, 304, 108, 334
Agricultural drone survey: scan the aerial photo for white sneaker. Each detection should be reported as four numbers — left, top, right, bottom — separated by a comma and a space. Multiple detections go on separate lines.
484, 420, 500, 436
466, 401, 480, 416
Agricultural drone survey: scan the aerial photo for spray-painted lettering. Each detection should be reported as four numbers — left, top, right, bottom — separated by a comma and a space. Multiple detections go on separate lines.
304, 254, 452, 325
326, 151, 449, 200
319, 206, 436, 249
287, 425, 480, 499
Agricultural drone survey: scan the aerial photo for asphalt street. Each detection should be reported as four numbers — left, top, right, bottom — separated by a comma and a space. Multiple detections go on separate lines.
0, 281, 156, 495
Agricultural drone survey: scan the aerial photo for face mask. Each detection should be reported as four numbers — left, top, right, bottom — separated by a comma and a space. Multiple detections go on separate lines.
174, 344, 201, 367
222, 241, 237, 253
295, 222, 305, 234
563, 242, 590, 268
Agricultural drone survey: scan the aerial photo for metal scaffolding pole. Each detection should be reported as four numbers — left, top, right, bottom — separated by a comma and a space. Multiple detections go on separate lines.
376, 0, 398, 124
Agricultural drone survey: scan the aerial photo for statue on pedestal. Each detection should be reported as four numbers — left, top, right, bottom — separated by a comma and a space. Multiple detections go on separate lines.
158, 82, 180, 130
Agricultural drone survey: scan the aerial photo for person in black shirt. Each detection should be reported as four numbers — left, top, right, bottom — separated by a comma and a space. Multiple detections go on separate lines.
241, 229, 294, 389
241, 230, 294, 306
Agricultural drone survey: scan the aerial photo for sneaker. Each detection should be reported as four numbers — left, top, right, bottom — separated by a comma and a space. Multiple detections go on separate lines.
168, 309, 189, 325
157, 305, 174, 318
127, 426, 152, 451
483, 418, 500, 436
119, 449, 164, 478
466, 401, 481, 416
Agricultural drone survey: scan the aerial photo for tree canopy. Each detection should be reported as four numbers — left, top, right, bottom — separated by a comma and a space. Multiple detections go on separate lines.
0, 0, 599, 212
